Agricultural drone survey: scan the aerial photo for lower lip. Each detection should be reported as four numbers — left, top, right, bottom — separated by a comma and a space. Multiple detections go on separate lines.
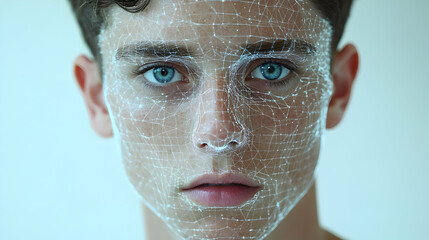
182, 185, 260, 207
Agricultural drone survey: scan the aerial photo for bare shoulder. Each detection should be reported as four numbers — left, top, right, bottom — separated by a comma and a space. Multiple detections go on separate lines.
322, 229, 342, 240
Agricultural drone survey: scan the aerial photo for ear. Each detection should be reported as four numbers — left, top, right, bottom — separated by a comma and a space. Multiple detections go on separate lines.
326, 44, 359, 129
74, 55, 113, 137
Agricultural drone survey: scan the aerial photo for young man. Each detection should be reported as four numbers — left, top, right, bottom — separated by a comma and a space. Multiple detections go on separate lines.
69, 0, 359, 239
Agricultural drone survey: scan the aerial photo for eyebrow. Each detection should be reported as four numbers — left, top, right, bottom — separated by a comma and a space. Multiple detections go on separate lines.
116, 42, 195, 60
240, 39, 316, 56
115, 39, 316, 60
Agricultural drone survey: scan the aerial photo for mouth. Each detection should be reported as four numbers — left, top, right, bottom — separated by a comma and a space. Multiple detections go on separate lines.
180, 174, 261, 207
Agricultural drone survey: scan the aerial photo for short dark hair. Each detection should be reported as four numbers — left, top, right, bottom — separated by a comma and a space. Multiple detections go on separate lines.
69, 0, 354, 63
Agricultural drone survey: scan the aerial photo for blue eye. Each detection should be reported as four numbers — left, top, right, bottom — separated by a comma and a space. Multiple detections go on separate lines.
143, 66, 183, 84
251, 62, 291, 81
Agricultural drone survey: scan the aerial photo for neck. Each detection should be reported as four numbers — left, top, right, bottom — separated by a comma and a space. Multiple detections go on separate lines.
141, 182, 323, 240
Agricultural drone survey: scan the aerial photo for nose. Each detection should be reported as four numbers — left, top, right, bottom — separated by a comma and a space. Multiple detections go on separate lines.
192, 78, 247, 153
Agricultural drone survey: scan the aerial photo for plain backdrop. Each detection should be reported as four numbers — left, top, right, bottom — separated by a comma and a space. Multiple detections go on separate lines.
1, 0, 428, 239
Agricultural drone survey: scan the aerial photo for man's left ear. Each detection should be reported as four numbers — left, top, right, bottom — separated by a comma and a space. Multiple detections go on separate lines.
326, 44, 359, 129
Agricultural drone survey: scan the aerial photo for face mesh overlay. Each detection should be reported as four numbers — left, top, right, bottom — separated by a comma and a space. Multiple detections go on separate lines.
98, 0, 333, 239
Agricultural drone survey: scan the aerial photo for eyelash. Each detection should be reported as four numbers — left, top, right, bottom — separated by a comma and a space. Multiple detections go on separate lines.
134, 59, 298, 88
134, 62, 188, 89
246, 58, 298, 88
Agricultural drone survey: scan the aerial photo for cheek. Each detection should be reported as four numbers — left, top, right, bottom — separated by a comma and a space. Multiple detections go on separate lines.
230, 77, 330, 176
106, 92, 189, 159
105, 84, 194, 171
247, 78, 330, 139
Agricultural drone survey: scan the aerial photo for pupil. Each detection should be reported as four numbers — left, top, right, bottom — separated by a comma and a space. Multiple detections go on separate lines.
267, 66, 275, 73
160, 68, 168, 76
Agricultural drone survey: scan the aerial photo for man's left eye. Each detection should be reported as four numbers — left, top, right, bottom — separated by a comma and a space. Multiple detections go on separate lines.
250, 62, 291, 81
143, 66, 183, 84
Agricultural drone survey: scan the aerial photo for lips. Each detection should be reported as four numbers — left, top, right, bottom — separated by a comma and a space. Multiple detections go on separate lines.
181, 173, 261, 207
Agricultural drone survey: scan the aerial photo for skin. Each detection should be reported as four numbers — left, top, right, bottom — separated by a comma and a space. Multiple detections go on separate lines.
73, 0, 359, 239
142, 183, 342, 240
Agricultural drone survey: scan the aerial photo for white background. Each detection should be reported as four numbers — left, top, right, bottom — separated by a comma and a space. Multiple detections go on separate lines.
1, 0, 428, 239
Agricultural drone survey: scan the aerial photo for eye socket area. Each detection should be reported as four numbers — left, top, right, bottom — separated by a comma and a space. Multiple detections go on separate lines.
249, 61, 294, 82
136, 59, 295, 89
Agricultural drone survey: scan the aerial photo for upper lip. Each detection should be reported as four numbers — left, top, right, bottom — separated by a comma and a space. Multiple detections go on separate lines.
180, 173, 260, 191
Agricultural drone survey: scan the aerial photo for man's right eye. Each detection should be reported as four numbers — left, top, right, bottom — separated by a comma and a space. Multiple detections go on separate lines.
143, 66, 184, 84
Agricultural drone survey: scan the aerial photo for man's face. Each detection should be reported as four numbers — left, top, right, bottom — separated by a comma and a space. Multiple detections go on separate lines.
99, 0, 332, 238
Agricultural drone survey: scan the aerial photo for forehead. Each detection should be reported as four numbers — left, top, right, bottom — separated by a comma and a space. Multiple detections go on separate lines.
103, 0, 331, 48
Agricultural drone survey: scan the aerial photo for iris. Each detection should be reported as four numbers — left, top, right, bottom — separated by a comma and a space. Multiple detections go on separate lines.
259, 63, 283, 80
153, 67, 175, 83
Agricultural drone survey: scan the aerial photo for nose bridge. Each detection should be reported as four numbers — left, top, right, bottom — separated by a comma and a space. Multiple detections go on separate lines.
193, 71, 247, 152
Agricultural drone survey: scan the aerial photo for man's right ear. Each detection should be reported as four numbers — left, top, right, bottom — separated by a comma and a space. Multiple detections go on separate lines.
73, 55, 113, 138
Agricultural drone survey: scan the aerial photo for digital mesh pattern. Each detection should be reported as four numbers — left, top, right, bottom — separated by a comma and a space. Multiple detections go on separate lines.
98, 0, 333, 239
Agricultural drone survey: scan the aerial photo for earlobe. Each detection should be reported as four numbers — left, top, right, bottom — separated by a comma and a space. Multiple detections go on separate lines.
73, 55, 113, 137
326, 44, 359, 129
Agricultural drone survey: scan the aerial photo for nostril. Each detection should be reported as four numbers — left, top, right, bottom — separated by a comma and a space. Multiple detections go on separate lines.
197, 140, 240, 150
